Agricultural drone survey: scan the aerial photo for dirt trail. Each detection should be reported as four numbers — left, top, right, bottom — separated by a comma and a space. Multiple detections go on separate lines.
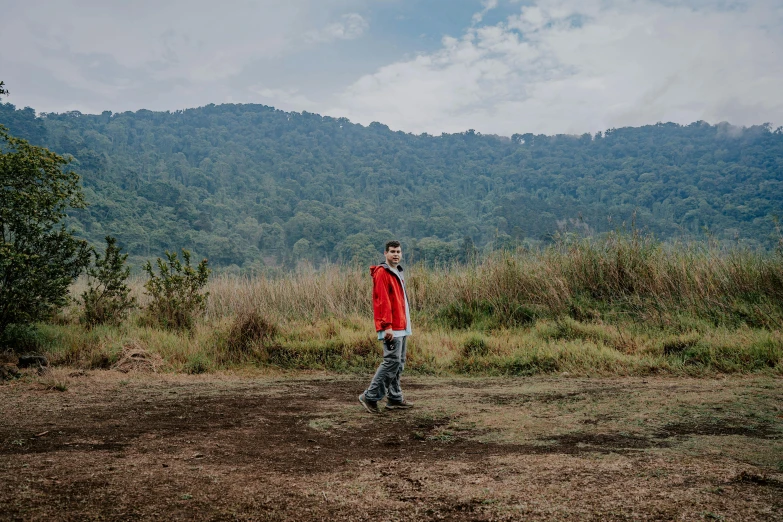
1, 373, 781, 521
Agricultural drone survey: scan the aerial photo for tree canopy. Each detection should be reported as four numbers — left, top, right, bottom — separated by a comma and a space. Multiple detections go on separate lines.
1, 102, 781, 270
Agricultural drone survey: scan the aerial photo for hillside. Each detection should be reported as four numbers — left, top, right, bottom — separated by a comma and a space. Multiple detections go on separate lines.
1, 102, 782, 270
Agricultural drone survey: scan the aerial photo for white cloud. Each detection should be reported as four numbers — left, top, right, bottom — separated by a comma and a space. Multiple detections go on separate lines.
248, 86, 320, 112
305, 13, 369, 43
330, 0, 783, 135
0, 0, 368, 113
472, 0, 500, 24
3, 1, 301, 80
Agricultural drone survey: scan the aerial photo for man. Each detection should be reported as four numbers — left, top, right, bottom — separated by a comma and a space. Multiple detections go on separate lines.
359, 240, 414, 414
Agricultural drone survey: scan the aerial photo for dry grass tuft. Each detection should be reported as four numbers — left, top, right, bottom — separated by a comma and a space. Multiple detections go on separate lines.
225, 309, 278, 355
112, 340, 165, 373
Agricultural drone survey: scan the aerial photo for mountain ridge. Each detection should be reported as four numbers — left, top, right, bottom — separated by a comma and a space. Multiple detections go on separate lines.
1, 102, 781, 270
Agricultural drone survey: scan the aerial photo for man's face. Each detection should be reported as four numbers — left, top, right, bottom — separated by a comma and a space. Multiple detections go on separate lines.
385, 246, 402, 267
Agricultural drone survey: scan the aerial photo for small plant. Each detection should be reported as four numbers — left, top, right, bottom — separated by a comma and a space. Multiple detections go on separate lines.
41, 377, 69, 391
81, 236, 136, 328
143, 249, 210, 331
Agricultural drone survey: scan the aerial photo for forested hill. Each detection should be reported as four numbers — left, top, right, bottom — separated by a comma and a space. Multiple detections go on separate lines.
1, 102, 782, 270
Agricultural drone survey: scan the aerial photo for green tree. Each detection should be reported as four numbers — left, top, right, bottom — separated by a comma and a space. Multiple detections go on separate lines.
0, 124, 90, 341
292, 238, 312, 262
81, 236, 136, 328
3, 99, 783, 267
459, 236, 479, 263
336, 233, 378, 266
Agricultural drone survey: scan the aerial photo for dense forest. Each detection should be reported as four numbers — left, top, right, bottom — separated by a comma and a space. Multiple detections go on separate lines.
1, 102, 781, 271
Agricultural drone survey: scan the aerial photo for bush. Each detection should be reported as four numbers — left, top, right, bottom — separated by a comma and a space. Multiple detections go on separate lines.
0, 323, 45, 353
81, 236, 136, 328
225, 310, 278, 355
143, 250, 210, 331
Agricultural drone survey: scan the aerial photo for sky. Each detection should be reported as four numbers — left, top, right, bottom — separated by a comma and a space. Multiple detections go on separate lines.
1, 0, 782, 136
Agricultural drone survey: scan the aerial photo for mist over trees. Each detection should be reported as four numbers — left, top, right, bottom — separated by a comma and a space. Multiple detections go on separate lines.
1, 102, 781, 271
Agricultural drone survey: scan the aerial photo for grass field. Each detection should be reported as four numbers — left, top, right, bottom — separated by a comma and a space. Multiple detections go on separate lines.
9, 234, 780, 378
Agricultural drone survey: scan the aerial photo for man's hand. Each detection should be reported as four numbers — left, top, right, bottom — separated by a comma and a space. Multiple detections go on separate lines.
383, 329, 394, 341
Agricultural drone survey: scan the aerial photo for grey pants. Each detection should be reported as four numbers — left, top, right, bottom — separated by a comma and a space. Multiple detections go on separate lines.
364, 336, 407, 402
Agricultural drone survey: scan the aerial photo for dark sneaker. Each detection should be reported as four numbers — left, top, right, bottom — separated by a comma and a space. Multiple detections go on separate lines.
385, 399, 413, 410
359, 393, 381, 414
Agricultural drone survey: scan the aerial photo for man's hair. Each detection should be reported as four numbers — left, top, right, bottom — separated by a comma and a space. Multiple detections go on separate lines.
385, 240, 401, 252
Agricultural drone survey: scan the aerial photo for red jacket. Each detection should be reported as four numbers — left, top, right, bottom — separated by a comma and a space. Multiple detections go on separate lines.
370, 263, 408, 332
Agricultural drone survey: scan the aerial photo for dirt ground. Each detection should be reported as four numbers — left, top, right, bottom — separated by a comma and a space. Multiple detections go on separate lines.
1, 370, 782, 521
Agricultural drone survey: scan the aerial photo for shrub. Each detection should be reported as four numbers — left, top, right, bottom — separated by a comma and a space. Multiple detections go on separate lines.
436, 299, 541, 330
0, 323, 45, 353
81, 236, 136, 328
143, 250, 210, 331
185, 352, 212, 374
225, 309, 278, 354
436, 301, 478, 329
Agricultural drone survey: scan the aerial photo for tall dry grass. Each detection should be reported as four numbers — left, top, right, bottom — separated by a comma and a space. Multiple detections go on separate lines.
78, 233, 781, 329
194, 233, 783, 329
41, 234, 782, 376
206, 268, 372, 322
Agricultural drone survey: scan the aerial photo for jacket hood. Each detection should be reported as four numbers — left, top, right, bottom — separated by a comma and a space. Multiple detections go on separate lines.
370, 262, 403, 276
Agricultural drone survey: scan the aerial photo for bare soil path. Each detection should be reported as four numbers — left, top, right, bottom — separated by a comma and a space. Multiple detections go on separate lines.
1, 371, 781, 521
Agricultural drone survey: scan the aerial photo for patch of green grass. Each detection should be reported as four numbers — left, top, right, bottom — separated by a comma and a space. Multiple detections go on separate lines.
428, 430, 455, 443
39, 374, 70, 392
680, 337, 782, 373
185, 352, 212, 374
308, 418, 336, 431
435, 299, 542, 330
462, 334, 489, 358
